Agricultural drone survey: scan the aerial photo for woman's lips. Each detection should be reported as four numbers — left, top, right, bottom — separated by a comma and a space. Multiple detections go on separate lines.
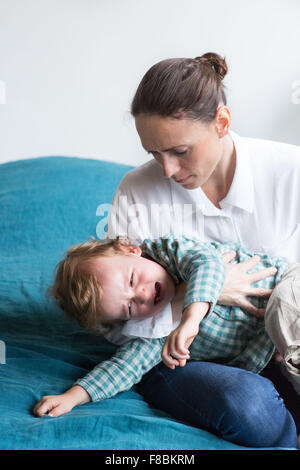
175, 175, 191, 184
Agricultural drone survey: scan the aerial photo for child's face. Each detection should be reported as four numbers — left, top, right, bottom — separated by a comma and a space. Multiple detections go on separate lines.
90, 245, 176, 324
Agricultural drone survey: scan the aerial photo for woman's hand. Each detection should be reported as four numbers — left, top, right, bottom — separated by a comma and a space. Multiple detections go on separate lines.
220, 251, 277, 317
33, 385, 91, 418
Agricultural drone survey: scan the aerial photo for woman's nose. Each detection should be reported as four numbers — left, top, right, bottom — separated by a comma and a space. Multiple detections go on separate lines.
161, 154, 180, 179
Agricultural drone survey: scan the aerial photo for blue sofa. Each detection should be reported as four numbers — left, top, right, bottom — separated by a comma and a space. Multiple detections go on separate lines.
0, 156, 290, 450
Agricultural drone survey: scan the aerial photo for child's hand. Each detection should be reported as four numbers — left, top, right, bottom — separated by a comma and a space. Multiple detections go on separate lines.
161, 301, 209, 369
33, 385, 91, 418
161, 321, 198, 369
33, 393, 75, 418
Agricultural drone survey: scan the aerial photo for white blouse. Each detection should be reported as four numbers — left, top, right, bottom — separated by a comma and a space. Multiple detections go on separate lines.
105, 130, 300, 343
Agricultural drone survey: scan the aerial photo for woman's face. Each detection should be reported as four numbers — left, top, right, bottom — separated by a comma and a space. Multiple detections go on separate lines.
135, 113, 226, 190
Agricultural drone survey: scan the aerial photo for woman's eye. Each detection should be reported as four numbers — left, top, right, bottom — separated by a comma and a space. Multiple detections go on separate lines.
128, 303, 132, 316
174, 150, 187, 156
130, 273, 133, 286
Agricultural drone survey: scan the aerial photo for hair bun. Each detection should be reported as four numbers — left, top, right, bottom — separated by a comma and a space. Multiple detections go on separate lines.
195, 52, 228, 81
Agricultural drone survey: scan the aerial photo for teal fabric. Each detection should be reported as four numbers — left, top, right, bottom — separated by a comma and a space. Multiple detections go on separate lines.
0, 156, 287, 450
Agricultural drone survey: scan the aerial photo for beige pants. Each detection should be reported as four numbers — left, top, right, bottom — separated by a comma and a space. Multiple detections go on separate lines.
265, 263, 300, 396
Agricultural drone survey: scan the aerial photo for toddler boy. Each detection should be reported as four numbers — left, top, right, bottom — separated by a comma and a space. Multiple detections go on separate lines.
33, 235, 300, 418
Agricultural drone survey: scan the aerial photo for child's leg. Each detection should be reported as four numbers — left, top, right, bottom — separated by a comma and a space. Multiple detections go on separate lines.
265, 263, 300, 396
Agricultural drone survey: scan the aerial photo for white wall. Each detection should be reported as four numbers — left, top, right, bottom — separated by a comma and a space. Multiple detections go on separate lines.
0, 0, 299, 166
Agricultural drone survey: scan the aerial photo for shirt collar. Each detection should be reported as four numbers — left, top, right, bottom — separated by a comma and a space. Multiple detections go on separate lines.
170, 130, 254, 216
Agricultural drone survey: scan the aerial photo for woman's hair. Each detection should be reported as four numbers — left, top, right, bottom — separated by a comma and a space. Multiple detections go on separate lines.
131, 52, 228, 123
47, 237, 132, 333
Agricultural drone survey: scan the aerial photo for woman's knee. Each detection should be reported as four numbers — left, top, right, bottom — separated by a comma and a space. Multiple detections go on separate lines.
137, 362, 298, 449
219, 371, 297, 448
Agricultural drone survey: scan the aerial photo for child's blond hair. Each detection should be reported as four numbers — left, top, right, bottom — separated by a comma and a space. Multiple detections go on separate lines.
47, 237, 132, 333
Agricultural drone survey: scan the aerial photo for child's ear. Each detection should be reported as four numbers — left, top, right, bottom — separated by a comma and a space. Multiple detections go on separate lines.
127, 245, 142, 257
119, 245, 142, 257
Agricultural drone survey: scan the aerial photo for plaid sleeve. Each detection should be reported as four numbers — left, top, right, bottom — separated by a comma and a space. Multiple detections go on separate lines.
142, 235, 226, 314
74, 337, 164, 402
226, 326, 275, 374
177, 239, 226, 313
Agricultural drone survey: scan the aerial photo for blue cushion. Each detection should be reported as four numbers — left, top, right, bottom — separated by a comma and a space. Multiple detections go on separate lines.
0, 156, 287, 450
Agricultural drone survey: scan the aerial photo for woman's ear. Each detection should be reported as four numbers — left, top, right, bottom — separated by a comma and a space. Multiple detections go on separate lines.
215, 105, 231, 138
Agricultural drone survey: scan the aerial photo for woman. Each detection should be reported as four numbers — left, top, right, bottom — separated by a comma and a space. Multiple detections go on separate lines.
106, 53, 300, 448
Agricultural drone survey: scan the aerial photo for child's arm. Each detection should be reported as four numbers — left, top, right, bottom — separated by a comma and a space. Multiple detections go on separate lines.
33, 385, 91, 418
142, 236, 226, 369
166, 241, 224, 369
75, 337, 163, 402
162, 301, 210, 369
33, 337, 163, 418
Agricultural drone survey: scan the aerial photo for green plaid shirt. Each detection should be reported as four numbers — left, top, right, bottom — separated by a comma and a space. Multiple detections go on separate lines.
76, 235, 289, 402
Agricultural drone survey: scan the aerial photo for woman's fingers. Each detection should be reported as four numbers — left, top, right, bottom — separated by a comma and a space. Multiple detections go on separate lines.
227, 255, 278, 281
237, 255, 262, 272
222, 251, 236, 264
247, 287, 273, 298
224, 254, 277, 278
239, 299, 266, 318
247, 267, 277, 283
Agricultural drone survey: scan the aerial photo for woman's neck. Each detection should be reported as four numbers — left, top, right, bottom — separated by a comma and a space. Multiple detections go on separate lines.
202, 134, 236, 208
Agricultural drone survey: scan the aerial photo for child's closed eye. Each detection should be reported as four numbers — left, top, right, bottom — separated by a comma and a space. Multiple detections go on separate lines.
128, 272, 134, 316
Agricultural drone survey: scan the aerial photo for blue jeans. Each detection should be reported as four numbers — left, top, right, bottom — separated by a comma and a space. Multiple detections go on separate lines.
136, 359, 298, 449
